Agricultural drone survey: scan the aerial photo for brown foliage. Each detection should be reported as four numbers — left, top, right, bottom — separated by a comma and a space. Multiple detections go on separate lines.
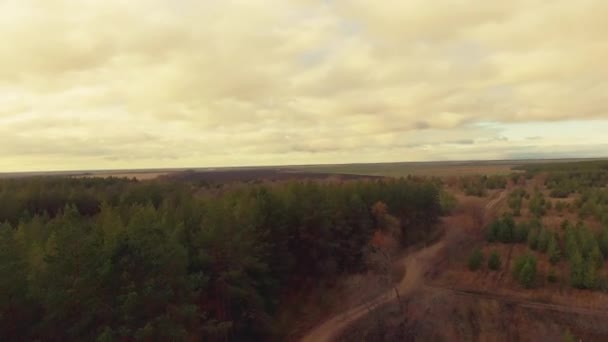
371, 201, 388, 221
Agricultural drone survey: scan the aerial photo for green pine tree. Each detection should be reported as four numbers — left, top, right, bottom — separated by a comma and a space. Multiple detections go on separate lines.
570, 250, 584, 288
519, 261, 536, 288
548, 233, 561, 264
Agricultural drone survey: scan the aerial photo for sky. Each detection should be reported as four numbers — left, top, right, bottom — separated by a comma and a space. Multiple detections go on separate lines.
1, 0, 607, 172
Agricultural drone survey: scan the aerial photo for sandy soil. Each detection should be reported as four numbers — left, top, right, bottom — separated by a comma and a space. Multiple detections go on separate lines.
301, 238, 446, 342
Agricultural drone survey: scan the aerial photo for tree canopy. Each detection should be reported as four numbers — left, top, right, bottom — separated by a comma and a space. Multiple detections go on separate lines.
0, 176, 441, 341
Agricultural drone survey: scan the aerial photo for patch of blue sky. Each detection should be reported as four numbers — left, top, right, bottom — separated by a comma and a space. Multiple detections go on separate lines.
483, 120, 608, 144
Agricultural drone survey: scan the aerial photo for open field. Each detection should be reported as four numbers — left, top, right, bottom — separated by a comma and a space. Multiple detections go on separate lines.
292, 158, 608, 178
292, 160, 519, 177
2, 158, 605, 180
0, 169, 172, 180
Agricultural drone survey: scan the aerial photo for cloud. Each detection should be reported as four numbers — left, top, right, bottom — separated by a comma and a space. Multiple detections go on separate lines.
0, 0, 607, 171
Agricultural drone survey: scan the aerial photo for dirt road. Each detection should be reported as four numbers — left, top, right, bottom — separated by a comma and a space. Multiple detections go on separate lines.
425, 285, 608, 317
301, 190, 508, 342
301, 241, 445, 342
485, 190, 506, 212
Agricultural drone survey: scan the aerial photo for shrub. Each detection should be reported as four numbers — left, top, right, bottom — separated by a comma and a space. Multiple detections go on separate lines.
563, 329, 575, 342
548, 234, 561, 264
550, 188, 571, 198
519, 261, 536, 288
598, 227, 608, 258
583, 258, 598, 289
439, 190, 458, 215
497, 220, 514, 243
487, 221, 500, 242
488, 251, 501, 271
513, 254, 537, 288
547, 268, 558, 283
514, 222, 529, 243
527, 228, 539, 250
486, 175, 507, 189
537, 228, 550, 253
487, 215, 516, 243
468, 248, 484, 271
570, 250, 584, 288
529, 192, 547, 217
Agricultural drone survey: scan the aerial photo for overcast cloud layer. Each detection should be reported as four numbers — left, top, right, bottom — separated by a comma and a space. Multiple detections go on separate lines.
1, 0, 607, 171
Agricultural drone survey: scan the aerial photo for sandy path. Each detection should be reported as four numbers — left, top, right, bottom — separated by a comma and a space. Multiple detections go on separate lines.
425, 285, 608, 317
301, 190, 508, 342
301, 241, 445, 342
485, 190, 507, 212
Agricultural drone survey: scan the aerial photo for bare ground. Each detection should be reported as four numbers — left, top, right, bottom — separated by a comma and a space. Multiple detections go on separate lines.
301, 238, 446, 342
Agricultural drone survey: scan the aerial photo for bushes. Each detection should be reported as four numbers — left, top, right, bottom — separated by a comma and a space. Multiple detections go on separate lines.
599, 227, 608, 258
508, 189, 527, 216
527, 227, 539, 250
461, 176, 486, 197
529, 192, 547, 217
570, 250, 585, 288
488, 251, 501, 271
547, 268, 558, 283
486, 215, 517, 243
563, 329, 576, 342
513, 254, 537, 288
550, 188, 571, 198
537, 228, 550, 252
485, 175, 507, 190
564, 223, 603, 289
509, 161, 608, 292
460, 175, 507, 197
555, 201, 566, 213
487, 221, 500, 242
514, 222, 530, 243
583, 258, 598, 289
439, 190, 458, 215
548, 233, 561, 264
468, 249, 484, 271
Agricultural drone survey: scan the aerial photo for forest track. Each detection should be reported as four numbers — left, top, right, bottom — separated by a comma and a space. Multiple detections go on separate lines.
300, 190, 508, 342
301, 240, 445, 342
424, 285, 608, 317
485, 189, 507, 217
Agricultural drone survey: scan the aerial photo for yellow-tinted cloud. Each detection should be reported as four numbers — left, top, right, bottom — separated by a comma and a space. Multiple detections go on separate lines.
1, 0, 607, 171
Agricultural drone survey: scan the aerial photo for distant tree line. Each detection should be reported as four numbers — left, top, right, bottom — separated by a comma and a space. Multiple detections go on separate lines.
516, 160, 608, 198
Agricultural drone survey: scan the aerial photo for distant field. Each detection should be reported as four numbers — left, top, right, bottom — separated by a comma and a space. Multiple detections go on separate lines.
76, 172, 170, 180
0, 170, 171, 180
2, 158, 605, 180
291, 158, 608, 178
291, 161, 520, 177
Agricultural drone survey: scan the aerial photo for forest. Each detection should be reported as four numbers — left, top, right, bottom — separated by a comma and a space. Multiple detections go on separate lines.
0, 176, 441, 341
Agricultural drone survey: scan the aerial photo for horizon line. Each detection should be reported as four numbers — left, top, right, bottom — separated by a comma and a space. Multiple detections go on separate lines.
2, 156, 607, 176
